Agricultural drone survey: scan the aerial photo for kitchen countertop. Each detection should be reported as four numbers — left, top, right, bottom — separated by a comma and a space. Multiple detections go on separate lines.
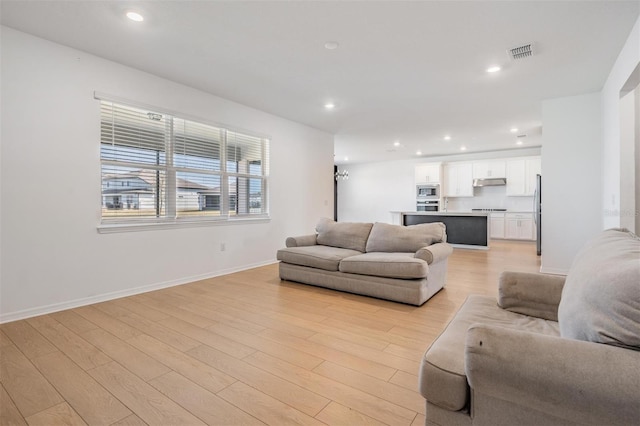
443, 210, 534, 214
401, 211, 489, 217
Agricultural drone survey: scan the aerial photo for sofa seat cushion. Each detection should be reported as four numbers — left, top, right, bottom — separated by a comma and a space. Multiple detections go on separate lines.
419, 295, 559, 412
558, 228, 640, 350
366, 222, 446, 253
338, 252, 428, 279
277, 245, 362, 272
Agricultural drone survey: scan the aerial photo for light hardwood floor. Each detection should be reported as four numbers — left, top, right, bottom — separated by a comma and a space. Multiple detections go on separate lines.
1, 240, 541, 426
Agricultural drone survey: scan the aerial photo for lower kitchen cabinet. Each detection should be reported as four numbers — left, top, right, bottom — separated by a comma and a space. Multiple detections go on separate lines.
490, 212, 535, 241
489, 213, 505, 239
504, 213, 535, 240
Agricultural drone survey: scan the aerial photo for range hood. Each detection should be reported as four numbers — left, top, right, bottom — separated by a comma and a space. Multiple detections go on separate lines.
473, 178, 507, 187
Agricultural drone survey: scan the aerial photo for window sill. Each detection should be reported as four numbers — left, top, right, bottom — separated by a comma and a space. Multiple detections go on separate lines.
97, 216, 270, 234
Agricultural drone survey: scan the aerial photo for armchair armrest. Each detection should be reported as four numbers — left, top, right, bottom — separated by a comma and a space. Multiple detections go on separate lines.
285, 234, 317, 248
465, 325, 640, 425
415, 242, 453, 264
498, 271, 566, 321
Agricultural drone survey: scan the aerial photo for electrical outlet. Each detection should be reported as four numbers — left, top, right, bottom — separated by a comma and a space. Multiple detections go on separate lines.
220, 242, 226, 251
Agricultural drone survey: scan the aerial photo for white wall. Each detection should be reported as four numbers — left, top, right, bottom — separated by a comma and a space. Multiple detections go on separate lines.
0, 27, 334, 322
602, 16, 640, 229
337, 160, 416, 223
541, 93, 602, 274
445, 185, 536, 213
336, 148, 541, 223
619, 88, 637, 232
636, 87, 640, 233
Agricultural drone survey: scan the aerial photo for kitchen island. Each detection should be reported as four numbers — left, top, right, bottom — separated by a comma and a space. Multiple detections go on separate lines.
401, 211, 489, 249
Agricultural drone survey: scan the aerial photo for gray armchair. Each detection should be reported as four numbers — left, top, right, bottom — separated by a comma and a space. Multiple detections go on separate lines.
419, 229, 640, 425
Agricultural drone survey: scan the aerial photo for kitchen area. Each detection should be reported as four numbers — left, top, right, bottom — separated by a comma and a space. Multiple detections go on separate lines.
394, 156, 541, 252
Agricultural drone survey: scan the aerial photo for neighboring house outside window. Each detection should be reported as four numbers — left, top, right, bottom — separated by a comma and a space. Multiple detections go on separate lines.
99, 99, 269, 226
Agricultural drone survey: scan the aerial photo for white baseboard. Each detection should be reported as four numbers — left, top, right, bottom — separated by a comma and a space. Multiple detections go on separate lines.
451, 244, 489, 250
539, 266, 569, 276
0, 260, 278, 324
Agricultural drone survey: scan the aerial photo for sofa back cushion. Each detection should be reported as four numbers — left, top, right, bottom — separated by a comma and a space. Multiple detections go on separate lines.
316, 218, 373, 253
558, 228, 640, 350
366, 222, 446, 253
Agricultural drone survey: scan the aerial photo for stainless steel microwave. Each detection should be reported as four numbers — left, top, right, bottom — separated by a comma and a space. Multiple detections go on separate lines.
417, 184, 439, 199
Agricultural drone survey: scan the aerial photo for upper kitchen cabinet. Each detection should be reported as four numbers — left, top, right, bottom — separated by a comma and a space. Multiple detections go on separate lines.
443, 162, 473, 197
472, 160, 506, 179
506, 157, 541, 196
415, 162, 442, 184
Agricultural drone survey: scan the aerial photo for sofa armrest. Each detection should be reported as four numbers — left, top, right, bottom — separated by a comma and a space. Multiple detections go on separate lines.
415, 242, 453, 265
285, 234, 317, 248
498, 271, 566, 321
465, 325, 640, 425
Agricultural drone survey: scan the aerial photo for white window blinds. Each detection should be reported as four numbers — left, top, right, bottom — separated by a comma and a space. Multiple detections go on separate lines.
226, 131, 269, 215
99, 99, 269, 224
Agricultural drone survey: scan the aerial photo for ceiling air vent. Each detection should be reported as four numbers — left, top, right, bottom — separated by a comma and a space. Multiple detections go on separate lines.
508, 43, 534, 60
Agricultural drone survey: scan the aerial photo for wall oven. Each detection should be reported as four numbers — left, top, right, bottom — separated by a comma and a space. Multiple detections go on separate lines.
417, 184, 439, 199
417, 199, 439, 212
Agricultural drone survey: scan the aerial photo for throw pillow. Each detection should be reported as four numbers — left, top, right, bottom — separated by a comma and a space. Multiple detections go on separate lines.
558, 228, 640, 350
316, 218, 373, 252
365, 222, 446, 253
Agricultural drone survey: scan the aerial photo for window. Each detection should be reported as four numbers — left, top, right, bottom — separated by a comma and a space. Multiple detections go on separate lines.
100, 100, 269, 226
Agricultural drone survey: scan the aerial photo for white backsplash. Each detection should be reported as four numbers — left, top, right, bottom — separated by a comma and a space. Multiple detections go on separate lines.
444, 186, 535, 212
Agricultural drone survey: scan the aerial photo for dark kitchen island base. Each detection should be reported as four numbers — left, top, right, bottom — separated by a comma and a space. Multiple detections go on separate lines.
402, 212, 489, 249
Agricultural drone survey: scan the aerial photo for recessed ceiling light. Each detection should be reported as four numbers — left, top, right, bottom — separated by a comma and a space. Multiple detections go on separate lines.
126, 11, 144, 22
324, 103, 335, 110
444, 135, 451, 141
344, 156, 349, 161
416, 151, 422, 156
460, 146, 467, 151
516, 140, 523, 145
486, 66, 501, 73
324, 41, 339, 50
393, 141, 400, 147
510, 127, 518, 133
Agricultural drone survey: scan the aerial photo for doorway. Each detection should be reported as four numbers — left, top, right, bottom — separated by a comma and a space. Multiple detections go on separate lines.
619, 63, 640, 233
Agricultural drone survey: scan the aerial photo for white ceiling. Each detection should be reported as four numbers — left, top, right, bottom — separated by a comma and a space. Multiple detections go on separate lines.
2, 1, 638, 165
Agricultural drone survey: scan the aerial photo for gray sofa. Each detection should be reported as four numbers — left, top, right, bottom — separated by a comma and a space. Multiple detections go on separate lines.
277, 218, 453, 306
419, 228, 640, 425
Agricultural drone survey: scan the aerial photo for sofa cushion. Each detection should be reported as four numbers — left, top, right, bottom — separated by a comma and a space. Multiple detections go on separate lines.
365, 222, 446, 253
339, 252, 428, 279
419, 295, 559, 411
558, 228, 640, 350
316, 218, 373, 252
277, 246, 363, 272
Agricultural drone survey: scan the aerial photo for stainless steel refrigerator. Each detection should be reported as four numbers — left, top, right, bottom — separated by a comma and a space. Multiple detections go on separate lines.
534, 174, 542, 255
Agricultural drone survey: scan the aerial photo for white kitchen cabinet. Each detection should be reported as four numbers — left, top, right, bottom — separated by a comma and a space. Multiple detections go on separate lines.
506, 159, 526, 195
443, 162, 473, 197
472, 160, 506, 179
415, 162, 442, 184
490, 212, 505, 239
506, 157, 541, 196
505, 212, 535, 240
